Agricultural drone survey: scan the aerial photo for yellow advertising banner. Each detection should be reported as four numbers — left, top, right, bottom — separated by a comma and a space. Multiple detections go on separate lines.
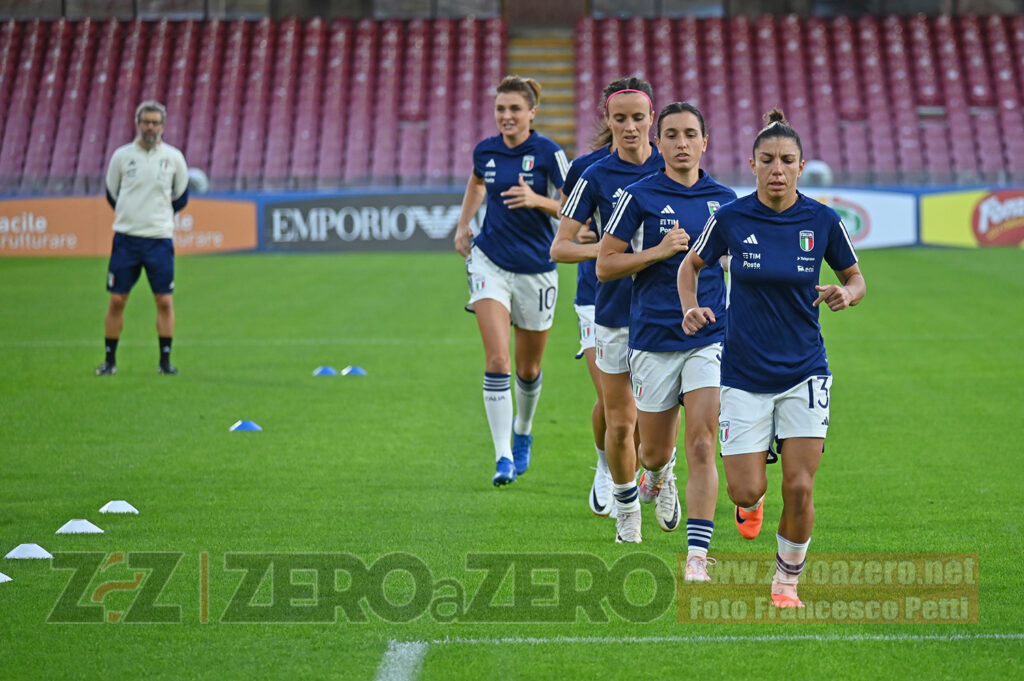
0, 197, 257, 257
921, 189, 1024, 248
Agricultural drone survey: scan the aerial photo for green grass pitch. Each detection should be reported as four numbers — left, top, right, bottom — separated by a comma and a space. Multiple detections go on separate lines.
0, 247, 1021, 680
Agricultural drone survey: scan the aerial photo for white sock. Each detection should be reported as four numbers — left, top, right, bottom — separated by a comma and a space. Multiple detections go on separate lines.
741, 495, 765, 513
595, 446, 608, 472
513, 371, 542, 435
613, 482, 640, 514
483, 372, 513, 462
775, 533, 810, 585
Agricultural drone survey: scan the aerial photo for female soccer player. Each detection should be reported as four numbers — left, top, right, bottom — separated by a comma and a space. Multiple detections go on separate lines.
550, 77, 662, 543
454, 75, 569, 487
559, 123, 612, 516
678, 109, 865, 604
598, 103, 736, 574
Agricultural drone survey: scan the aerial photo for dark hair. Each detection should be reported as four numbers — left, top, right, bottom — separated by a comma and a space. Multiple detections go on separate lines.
752, 108, 803, 159
496, 75, 542, 109
592, 76, 655, 149
656, 102, 706, 138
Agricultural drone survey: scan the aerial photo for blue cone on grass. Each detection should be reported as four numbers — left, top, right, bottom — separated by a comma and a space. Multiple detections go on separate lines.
230, 420, 262, 432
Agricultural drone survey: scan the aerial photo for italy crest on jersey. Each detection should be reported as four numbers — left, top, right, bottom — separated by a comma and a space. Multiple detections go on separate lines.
707, 201, 720, 215
719, 421, 729, 443
799, 230, 814, 252
522, 155, 535, 171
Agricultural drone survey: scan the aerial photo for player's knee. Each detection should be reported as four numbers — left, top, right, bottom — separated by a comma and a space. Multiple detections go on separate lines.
108, 295, 128, 312
605, 420, 633, 446
727, 480, 766, 508
685, 432, 717, 465
781, 477, 814, 508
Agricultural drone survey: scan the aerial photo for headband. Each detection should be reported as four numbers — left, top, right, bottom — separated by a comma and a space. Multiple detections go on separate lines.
605, 89, 654, 112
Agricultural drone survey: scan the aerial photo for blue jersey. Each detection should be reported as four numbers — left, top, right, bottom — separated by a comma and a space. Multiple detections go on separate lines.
561, 147, 663, 327
604, 169, 737, 352
472, 131, 569, 274
563, 146, 612, 307
692, 192, 859, 393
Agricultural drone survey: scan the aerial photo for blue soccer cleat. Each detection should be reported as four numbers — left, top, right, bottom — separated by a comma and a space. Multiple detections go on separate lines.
493, 457, 517, 486
512, 433, 532, 475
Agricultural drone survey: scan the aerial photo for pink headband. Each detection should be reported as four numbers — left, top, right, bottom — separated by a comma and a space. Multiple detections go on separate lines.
605, 89, 654, 112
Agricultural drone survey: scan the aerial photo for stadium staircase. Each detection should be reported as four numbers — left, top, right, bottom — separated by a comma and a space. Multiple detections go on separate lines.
506, 28, 577, 157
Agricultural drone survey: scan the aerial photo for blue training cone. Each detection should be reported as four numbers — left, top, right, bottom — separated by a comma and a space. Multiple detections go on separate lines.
341, 365, 367, 376
313, 366, 339, 376
230, 420, 262, 432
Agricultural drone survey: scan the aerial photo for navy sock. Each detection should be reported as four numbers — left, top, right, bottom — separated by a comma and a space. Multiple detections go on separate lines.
159, 336, 172, 368
105, 338, 118, 365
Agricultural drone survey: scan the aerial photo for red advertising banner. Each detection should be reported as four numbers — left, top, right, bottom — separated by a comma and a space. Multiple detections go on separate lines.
0, 197, 256, 256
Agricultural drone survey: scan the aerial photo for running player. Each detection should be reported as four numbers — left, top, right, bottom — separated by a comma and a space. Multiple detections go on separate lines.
598, 103, 736, 574
550, 77, 662, 543
454, 75, 570, 486
679, 109, 865, 605
559, 123, 612, 517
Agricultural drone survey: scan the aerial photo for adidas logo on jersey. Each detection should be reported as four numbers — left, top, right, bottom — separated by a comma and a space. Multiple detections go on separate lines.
743, 234, 759, 245
660, 205, 675, 214
612, 188, 624, 199
485, 159, 496, 168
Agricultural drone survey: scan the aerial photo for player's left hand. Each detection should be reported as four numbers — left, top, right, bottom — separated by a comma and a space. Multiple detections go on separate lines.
813, 284, 853, 311
501, 176, 539, 210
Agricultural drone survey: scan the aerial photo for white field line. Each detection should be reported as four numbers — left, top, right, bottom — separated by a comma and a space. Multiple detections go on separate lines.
377, 632, 1023, 681
372, 641, 428, 681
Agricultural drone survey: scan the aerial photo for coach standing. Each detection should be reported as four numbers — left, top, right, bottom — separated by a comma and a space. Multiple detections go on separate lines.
96, 101, 189, 376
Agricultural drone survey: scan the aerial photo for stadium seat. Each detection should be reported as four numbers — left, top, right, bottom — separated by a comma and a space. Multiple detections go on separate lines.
316, 18, 353, 189
290, 18, 326, 188
209, 18, 249, 189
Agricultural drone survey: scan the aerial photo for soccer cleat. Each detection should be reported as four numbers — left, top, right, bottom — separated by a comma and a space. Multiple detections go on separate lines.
734, 499, 764, 540
654, 472, 681, 532
511, 433, 532, 475
492, 457, 517, 486
95, 362, 117, 376
589, 465, 613, 517
158, 364, 178, 375
637, 470, 661, 504
684, 555, 717, 582
614, 509, 642, 543
771, 579, 805, 608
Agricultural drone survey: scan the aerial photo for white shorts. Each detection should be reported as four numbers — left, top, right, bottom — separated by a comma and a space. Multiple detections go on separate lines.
628, 343, 722, 413
719, 375, 833, 456
574, 304, 596, 358
595, 324, 630, 374
466, 246, 558, 331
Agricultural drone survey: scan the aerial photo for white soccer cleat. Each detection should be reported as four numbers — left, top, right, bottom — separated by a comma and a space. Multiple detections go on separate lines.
684, 555, 716, 582
615, 509, 642, 543
654, 472, 681, 532
589, 465, 613, 517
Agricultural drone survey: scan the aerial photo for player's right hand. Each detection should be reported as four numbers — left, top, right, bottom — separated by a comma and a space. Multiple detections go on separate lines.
682, 306, 715, 336
659, 223, 690, 258
575, 222, 597, 244
454, 227, 473, 257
